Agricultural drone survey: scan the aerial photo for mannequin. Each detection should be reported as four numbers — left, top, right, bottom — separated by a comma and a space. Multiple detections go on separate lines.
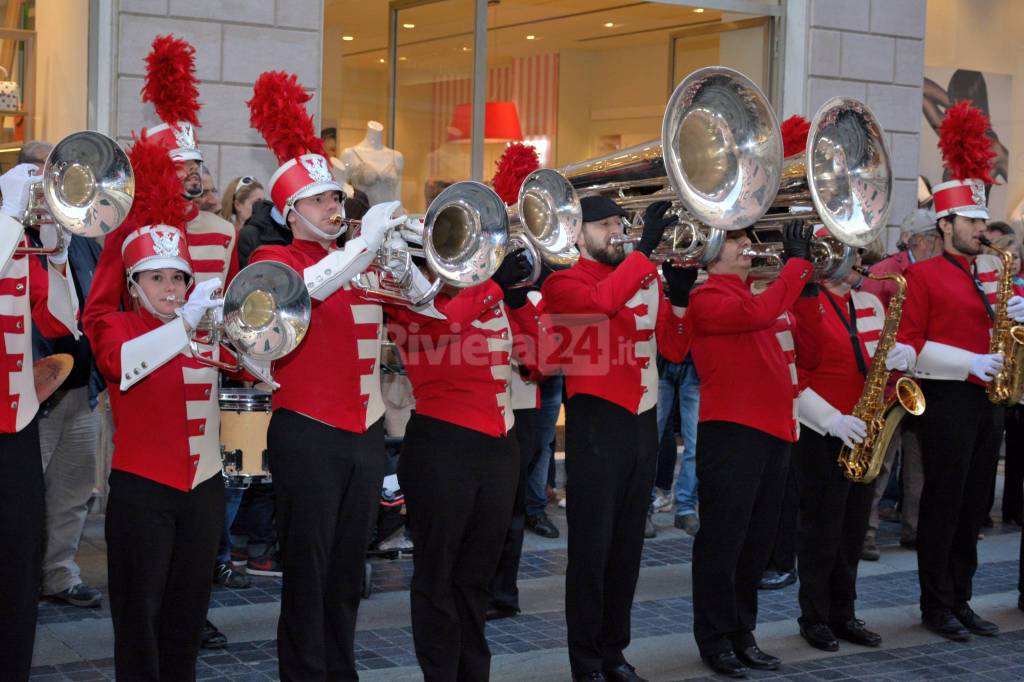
341, 121, 403, 207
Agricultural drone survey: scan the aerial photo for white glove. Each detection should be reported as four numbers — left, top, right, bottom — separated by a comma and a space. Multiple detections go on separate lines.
359, 200, 407, 252
827, 413, 868, 447
884, 342, 915, 372
40, 223, 68, 266
1008, 295, 1024, 323
969, 352, 1004, 382
0, 163, 40, 219
176, 277, 223, 331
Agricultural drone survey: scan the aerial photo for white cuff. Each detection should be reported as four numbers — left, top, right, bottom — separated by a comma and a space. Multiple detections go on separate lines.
913, 341, 973, 381
303, 237, 375, 301
405, 266, 446, 319
47, 261, 80, 340
119, 317, 190, 391
0, 217, 21, 271
797, 387, 842, 436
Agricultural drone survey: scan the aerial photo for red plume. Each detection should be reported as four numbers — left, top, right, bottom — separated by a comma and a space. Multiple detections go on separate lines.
141, 35, 201, 126
939, 100, 996, 184
781, 115, 810, 158
247, 71, 326, 164
128, 130, 191, 229
492, 143, 540, 206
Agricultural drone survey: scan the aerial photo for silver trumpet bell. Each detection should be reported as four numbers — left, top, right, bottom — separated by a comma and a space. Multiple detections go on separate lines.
190, 261, 311, 372
746, 97, 892, 281
559, 66, 783, 266
509, 168, 581, 279
9, 131, 134, 264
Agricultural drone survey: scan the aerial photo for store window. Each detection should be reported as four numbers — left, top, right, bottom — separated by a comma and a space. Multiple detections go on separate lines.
324, 0, 775, 213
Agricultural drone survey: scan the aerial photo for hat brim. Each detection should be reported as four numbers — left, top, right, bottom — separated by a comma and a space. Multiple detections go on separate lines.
284, 179, 344, 216
129, 255, 193, 277
170, 149, 203, 162
952, 207, 990, 220
581, 206, 627, 223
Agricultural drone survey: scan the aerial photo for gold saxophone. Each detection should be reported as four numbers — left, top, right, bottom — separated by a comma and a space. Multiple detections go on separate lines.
979, 237, 1024, 406
838, 269, 926, 483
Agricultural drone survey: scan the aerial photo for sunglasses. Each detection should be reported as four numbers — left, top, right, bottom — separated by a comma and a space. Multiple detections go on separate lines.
238, 176, 255, 187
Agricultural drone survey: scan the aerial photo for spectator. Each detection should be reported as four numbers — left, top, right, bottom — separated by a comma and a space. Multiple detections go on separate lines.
198, 164, 221, 214
220, 176, 265, 232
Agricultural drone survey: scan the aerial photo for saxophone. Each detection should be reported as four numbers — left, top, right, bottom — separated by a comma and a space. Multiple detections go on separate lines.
838, 269, 926, 483
978, 236, 1024, 406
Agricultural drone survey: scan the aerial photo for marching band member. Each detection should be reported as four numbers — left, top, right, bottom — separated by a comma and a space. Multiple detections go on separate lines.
794, 253, 915, 651
86, 134, 226, 678
542, 196, 690, 682
898, 102, 1017, 641
246, 70, 416, 680
387, 242, 540, 681
687, 221, 822, 678
0, 164, 79, 680
84, 35, 237, 331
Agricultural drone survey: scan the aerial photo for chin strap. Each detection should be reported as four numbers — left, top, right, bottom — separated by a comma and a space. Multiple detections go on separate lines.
288, 201, 347, 241
127, 275, 193, 323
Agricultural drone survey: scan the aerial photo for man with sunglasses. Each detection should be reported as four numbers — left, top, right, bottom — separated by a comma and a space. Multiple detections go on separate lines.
687, 222, 822, 678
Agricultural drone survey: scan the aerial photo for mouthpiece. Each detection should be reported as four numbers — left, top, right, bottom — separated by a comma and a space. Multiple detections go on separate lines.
328, 214, 344, 226
979, 236, 993, 247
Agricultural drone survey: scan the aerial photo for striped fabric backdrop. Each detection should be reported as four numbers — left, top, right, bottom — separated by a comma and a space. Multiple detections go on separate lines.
430, 53, 559, 176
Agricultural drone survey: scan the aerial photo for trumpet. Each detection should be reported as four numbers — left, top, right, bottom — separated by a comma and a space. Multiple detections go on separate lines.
189, 261, 311, 373
11, 131, 134, 260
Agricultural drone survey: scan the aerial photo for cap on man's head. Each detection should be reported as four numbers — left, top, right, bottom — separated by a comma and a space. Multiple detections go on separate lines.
580, 195, 626, 223
900, 208, 937, 236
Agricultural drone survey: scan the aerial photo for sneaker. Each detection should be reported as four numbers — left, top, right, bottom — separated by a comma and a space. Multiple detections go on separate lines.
558, 495, 567, 509
377, 530, 414, 552
201, 619, 227, 649
526, 512, 560, 539
674, 512, 700, 536
50, 582, 101, 608
861, 536, 880, 561
214, 562, 251, 589
230, 546, 248, 564
644, 512, 657, 539
652, 488, 673, 513
247, 550, 283, 577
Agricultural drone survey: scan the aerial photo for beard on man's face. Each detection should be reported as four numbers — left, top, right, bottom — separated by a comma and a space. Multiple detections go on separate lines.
952, 227, 982, 256
585, 232, 626, 266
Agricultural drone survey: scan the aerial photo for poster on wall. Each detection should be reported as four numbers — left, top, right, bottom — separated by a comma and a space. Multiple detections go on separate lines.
919, 67, 1012, 222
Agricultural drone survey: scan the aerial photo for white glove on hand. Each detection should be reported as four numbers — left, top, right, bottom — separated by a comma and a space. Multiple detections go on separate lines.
885, 342, 915, 372
359, 200, 407, 252
1008, 295, 1024, 323
970, 352, 1005, 382
0, 163, 40, 219
827, 413, 868, 447
40, 223, 68, 266
176, 277, 223, 331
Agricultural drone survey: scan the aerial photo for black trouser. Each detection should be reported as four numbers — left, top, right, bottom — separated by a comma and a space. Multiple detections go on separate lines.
692, 421, 790, 657
564, 395, 658, 676
398, 413, 518, 682
0, 420, 43, 681
489, 408, 538, 611
767, 464, 799, 573
916, 380, 1003, 616
1003, 406, 1024, 522
794, 428, 874, 625
269, 409, 386, 682
106, 470, 224, 680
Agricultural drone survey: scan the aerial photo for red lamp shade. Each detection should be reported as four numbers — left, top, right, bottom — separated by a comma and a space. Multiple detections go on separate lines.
448, 101, 523, 143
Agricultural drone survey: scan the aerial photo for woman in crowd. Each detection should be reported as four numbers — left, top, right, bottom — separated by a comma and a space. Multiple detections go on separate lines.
220, 175, 266, 231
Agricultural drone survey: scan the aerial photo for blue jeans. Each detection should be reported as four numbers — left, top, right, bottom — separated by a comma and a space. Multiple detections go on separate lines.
526, 374, 563, 517
655, 359, 700, 514
217, 485, 245, 564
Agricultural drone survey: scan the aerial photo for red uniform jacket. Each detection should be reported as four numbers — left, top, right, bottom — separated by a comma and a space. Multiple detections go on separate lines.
2, 246, 79, 433
388, 280, 541, 437
91, 310, 222, 491
687, 258, 821, 442
858, 250, 912, 309
541, 251, 687, 415
250, 239, 388, 433
898, 251, 999, 387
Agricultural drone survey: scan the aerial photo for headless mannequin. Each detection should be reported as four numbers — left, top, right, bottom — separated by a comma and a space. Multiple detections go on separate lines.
341, 121, 404, 207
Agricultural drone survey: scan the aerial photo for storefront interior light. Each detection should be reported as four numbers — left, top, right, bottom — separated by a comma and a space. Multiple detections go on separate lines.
448, 101, 523, 143
342, 35, 354, 41
604, 22, 615, 28
526, 34, 536, 40
693, 7, 705, 13
378, 58, 386, 63
402, 23, 415, 29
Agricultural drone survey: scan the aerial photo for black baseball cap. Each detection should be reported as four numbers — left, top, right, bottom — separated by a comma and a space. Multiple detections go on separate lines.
580, 195, 627, 223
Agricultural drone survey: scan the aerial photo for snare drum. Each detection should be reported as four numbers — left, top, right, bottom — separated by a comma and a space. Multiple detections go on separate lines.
220, 388, 272, 485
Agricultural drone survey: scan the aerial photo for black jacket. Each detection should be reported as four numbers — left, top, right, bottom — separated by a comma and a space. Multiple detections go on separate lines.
237, 199, 290, 269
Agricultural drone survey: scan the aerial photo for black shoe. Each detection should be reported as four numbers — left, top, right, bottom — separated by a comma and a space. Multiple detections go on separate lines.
485, 603, 519, 621
49, 582, 102, 608
201, 619, 227, 649
701, 652, 746, 678
953, 604, 999, 636
831, 618, 882, 647
758, 570, 796, 590
921, 611, 971, 641
525, 512, 559, 538
982, 515, 994, 528
1019, 594, 1024, 612
213, 562, 251, 589
734, 645, 780, 671
603, 662, 647, 682
899, 536, 917, 549
799, 622, 839, 651
644, 512, 657, 539
573, 673, 606, 681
